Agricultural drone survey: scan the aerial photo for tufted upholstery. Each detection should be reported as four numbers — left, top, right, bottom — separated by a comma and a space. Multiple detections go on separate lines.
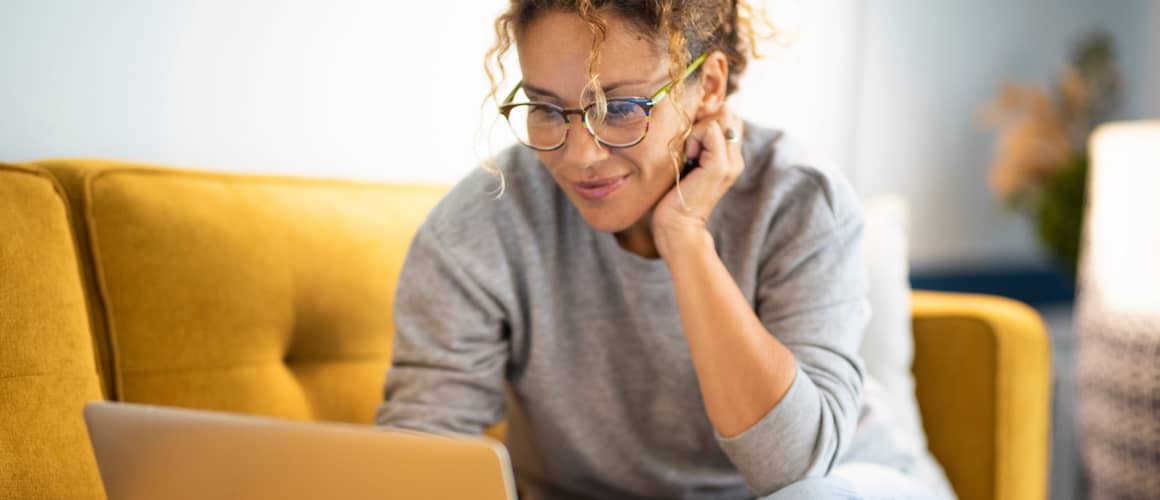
35, 160, 445, 423
0, 164, 106, 499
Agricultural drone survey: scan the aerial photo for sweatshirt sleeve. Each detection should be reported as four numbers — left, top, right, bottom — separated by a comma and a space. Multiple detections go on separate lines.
374, 221, 510, 436
715, 169, 870, 496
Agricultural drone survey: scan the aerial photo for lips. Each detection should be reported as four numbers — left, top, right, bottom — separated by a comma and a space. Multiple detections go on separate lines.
573, 174, 629, 201
576, 175, 628, 189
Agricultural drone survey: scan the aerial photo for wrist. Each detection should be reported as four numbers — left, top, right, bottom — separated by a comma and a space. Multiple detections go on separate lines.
656, 226, 715, 262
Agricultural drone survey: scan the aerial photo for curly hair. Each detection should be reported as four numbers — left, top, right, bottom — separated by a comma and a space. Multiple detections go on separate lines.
482, 0, 776, 198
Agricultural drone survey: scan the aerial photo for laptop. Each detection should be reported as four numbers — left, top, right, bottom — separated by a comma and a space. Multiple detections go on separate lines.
83, 401, 518, 500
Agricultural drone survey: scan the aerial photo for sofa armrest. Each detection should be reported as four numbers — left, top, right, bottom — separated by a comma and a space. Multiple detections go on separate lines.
910, 291, 1051, 500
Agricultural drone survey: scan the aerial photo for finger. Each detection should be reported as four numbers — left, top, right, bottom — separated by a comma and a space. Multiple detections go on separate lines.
725, 114, 744, 163
698, 120, 729, 172
685, 132, 702, 162
684, 109, 725, 159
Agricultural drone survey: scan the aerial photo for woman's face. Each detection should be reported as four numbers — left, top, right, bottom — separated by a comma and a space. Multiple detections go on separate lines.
516, 11, 699, 234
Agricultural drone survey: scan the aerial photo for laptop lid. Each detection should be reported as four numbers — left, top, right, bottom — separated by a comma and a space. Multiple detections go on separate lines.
83, 401, 517, 500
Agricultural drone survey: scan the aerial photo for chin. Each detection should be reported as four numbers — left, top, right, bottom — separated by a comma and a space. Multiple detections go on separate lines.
584, 217, 632, 234
574, 205, 639, 234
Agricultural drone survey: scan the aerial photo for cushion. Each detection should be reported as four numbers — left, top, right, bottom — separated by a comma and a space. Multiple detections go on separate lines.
0, 164, 106, 499
860, 195, 952, 497
39, 160, 444, 424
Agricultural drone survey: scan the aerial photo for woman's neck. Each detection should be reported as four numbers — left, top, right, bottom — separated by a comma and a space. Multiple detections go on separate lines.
614, 216, 660, 260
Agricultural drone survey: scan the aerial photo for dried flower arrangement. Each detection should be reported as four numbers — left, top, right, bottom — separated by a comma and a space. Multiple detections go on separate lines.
980, 32, 1122, 276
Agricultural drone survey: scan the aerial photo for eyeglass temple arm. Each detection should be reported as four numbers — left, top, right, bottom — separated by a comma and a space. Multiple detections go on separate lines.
650, 52, 709, 104
501, 82, 523, 106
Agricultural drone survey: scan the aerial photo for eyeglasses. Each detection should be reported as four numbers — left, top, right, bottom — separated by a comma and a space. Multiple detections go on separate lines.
498, 53, 708, 151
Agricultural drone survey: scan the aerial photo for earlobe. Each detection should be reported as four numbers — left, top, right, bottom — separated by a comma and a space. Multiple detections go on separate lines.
699, 90, 724, 117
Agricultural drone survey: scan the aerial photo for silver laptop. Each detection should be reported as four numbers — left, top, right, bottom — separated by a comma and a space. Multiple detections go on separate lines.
84, 401, 517, 500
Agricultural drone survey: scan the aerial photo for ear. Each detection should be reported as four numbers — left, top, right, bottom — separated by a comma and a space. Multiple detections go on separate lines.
693, 51, 730, 119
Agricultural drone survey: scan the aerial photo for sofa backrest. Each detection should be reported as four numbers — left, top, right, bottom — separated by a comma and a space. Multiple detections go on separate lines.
4, 158, 1051, 500
0, 163, 106, 499
35, 160, 445, 424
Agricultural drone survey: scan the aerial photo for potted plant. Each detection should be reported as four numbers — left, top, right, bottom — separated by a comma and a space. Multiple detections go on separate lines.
980, 32, 1122, 279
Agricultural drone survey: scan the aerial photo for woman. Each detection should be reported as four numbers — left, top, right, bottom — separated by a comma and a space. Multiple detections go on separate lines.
377, 1, 953, 499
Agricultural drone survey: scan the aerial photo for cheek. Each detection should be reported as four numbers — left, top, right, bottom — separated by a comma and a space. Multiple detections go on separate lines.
644, 101, 695, 165
633, 125, 684, 181
610, 151, 673, 211
534, 150, 576, 180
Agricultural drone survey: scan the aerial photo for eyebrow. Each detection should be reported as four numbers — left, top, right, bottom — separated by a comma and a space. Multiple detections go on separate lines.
522, 79, 651, 100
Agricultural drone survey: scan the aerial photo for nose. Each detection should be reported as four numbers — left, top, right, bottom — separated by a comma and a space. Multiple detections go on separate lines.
557, 113, 609, 171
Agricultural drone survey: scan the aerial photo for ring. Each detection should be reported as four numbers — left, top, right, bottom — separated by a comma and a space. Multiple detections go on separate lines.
724, 127, 740, 143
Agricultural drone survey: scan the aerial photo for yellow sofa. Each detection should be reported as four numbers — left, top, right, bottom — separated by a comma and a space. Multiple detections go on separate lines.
0, 159, 1050, 500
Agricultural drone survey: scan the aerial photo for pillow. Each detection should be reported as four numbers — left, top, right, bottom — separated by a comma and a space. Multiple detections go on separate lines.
860, 195, 954, 498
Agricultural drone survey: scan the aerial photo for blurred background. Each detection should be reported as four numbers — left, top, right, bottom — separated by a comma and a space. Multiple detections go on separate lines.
2, 1, 1158, 499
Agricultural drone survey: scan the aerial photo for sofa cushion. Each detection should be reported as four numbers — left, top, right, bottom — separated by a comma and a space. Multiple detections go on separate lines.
0, 164, 106, 499
860, 196, 951, 497
38, 160, 445, 424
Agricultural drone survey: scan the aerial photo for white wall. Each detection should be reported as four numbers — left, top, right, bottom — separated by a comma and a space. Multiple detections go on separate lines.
849, 0, 1157, 269
0, 0, 506, 183
0, 0, 855, 185
731, 0, 863, 178
1, 0, 1156, 268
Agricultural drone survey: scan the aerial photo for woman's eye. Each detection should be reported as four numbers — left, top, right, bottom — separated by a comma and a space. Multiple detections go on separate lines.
607, 102, 635, 116
604, 101, 643, 124
527, 105, 562, 124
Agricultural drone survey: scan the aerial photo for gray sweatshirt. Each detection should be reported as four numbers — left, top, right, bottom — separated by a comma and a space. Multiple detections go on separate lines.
376, 124, 931, 499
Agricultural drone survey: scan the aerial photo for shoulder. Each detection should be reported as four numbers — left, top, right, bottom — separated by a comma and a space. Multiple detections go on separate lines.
731, 122, 863, 246
417, 144, 563, 258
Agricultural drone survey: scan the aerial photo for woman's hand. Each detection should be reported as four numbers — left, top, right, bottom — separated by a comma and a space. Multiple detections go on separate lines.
651, 108, 745, 260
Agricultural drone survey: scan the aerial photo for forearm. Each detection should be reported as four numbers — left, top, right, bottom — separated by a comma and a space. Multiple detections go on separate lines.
662, 229, 798, 438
